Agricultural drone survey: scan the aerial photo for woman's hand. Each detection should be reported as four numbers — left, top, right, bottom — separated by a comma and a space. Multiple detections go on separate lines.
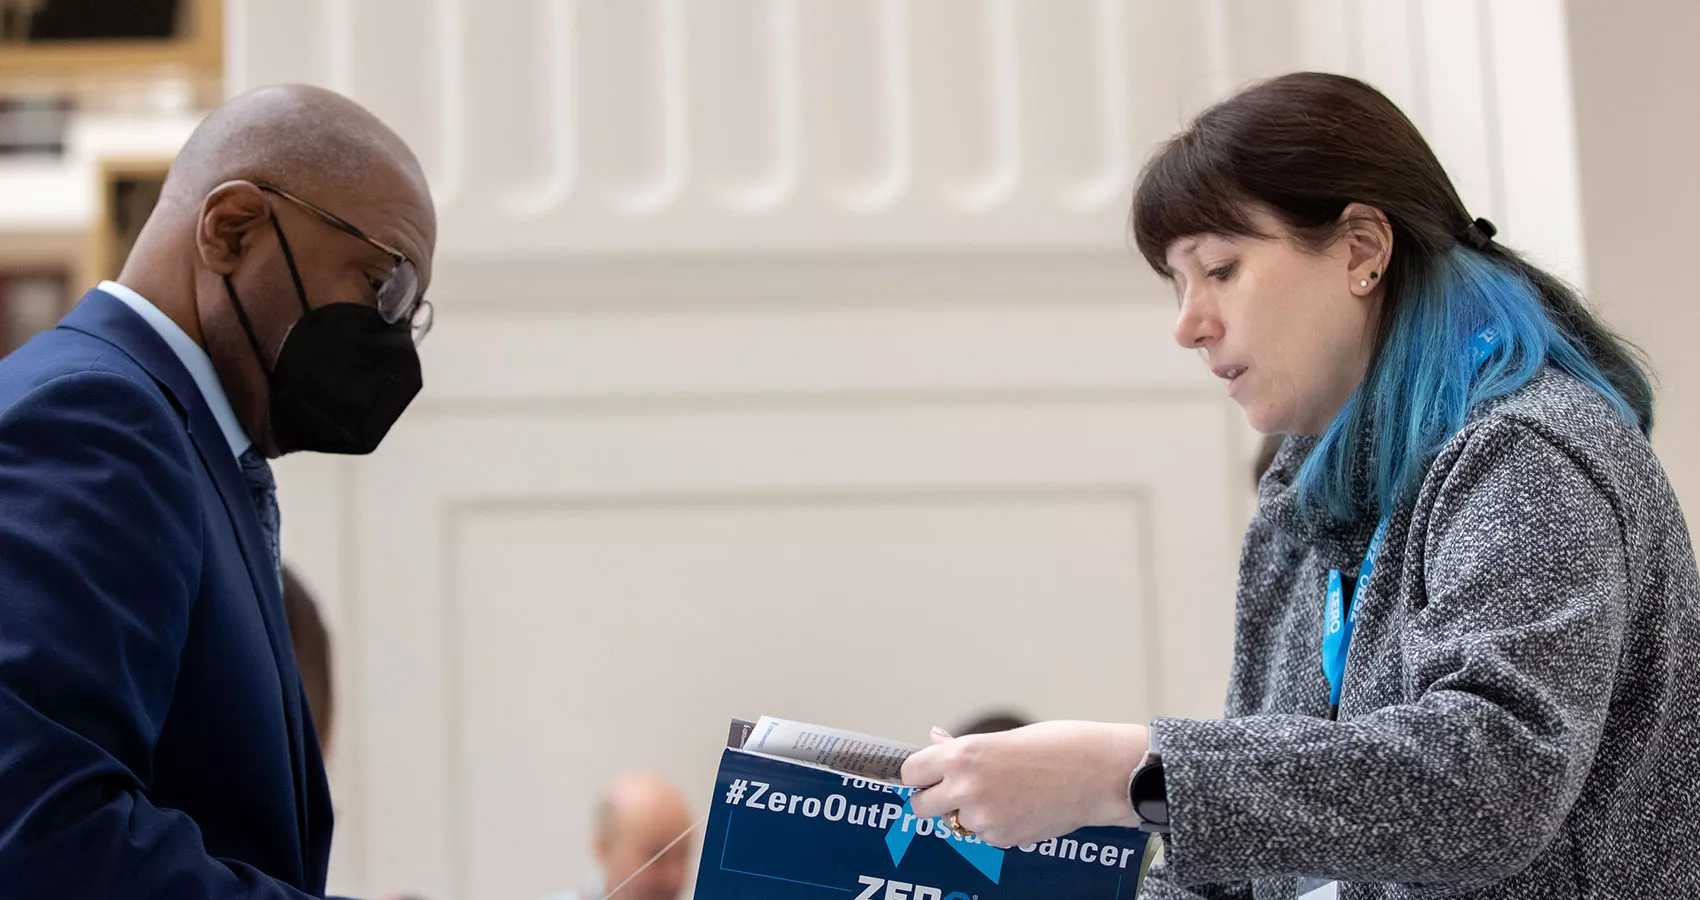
900, 721, 1149, 848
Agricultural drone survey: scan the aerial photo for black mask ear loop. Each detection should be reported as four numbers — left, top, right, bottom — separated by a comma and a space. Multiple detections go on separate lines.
223, 211, 314, 380
223, 275, 273, 384
269, 210, 314, 318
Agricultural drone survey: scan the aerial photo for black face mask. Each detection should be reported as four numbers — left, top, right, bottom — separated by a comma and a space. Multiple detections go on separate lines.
224, 218, 423, 455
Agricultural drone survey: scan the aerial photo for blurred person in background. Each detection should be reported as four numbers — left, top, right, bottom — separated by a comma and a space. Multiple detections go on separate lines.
951, 710, 1032, 736
283, 564, 336, 755
902, 71, 1700, 898
544, 772, 696, 900
0, 84, 433, 899
1251, 433, 1282, 489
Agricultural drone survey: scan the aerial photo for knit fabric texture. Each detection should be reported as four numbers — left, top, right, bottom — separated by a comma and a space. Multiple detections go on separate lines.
1140, 368, 1700, 899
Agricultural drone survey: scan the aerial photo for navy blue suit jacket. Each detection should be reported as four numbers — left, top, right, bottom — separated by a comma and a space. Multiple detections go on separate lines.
0, 290, 338, 898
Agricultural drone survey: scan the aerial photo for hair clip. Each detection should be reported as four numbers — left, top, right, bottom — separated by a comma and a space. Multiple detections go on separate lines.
1461, 217, 1497, 250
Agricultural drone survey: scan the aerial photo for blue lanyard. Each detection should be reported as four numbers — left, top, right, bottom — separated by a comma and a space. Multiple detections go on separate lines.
1322, 517, 1389, 717
1321, 325, 1503, 719
1468, 327, 1501, 367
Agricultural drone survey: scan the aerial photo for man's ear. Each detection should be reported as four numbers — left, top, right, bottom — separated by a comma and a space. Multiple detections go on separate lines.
196, 181, 272, 276
1338, 202, 1393, 293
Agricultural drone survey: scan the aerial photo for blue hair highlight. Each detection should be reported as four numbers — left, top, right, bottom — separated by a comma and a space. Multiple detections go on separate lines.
1296, 248, 1641, 523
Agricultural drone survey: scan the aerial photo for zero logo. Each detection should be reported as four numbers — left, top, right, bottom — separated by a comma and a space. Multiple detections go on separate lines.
854, 875, 974, 900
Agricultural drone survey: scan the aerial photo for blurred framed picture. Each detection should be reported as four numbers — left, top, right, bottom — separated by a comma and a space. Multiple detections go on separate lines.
0, 0, 221, 84
0, 226, 79, 357
87, 158, 171, 286
0, 267, 71, 357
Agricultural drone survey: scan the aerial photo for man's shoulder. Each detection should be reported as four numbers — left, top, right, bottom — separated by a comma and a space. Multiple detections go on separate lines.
0, 330, 198, 490
0, 326, 176, 426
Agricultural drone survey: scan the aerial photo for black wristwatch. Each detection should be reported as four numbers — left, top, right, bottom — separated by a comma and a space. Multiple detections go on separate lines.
1126, 751, 1170, 834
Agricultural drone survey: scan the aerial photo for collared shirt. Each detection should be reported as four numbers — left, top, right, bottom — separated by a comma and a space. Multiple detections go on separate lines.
99, 281, 251, 459
540, 872, 605, 900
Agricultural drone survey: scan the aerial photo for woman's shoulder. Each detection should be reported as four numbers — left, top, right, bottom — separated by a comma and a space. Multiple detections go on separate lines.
1421, 367, 1670, 536
1456, 367, 1648, 464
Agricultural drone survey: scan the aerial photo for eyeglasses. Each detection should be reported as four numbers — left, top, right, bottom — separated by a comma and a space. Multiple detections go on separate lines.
255, 183, 434, 345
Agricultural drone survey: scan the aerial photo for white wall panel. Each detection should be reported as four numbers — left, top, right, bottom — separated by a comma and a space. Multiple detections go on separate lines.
456, 495, 1150, 900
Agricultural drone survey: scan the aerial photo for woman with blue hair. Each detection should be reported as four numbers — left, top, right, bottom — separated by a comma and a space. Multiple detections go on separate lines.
902, 72, 1700, 898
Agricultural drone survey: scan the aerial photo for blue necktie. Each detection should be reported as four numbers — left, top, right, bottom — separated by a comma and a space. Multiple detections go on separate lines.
238, 446, 283, 591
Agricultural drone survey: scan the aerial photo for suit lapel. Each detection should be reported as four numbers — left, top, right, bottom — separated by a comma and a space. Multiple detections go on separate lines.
60, 289, 314, 867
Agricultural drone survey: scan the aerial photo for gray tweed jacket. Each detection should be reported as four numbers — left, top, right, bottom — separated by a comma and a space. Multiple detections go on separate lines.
1139, 368, 1700, 899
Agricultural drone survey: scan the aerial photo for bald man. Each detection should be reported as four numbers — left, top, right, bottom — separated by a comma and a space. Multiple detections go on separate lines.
0, 86, 433, 898
547, 773, 696, 900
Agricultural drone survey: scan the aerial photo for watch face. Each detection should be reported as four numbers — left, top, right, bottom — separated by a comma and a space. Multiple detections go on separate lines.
1130, 761, 1169, 832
